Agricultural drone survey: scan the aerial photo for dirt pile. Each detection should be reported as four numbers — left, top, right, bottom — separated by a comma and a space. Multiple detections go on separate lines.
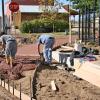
0, 56, 38, 80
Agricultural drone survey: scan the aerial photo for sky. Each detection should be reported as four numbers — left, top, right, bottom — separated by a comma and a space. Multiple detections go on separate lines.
0, 0, 68, 16
0, 0, 8, 16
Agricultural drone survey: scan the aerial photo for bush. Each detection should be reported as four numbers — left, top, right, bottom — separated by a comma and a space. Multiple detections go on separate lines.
20, 19, 69, 33
54, 20, 69, 32
20, 21, 33, 33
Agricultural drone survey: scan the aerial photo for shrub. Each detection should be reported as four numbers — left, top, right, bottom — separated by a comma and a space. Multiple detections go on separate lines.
20, 19, 69, 33
20, 21, 33, 33
54, 20, 69, 32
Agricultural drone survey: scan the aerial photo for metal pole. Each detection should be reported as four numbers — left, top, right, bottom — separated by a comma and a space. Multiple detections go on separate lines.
99, 0, 100, 46
93, 0, 97, 42
85, 6, 88, 44
79, 10, 81, 39
88, 6, 90, 40
2, 0, 5, 32
69, 0, 72, 43
82, 10, 84, 42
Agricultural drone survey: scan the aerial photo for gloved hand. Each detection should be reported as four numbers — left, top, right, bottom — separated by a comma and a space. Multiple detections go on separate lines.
39, 53, 43, 56
39, 53, 45, 63
0, 49, 5, 56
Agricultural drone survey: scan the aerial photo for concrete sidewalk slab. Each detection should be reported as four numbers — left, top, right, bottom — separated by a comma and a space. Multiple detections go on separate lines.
73, 61, 100, 87
52, 48, 100, 87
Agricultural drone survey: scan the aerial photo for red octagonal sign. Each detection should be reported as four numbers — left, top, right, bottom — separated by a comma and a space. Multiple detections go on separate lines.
9, 2, 19, 12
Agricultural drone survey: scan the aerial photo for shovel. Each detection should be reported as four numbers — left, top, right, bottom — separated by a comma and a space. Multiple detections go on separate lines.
40, 53, 45, 64
0, 50, 5, 57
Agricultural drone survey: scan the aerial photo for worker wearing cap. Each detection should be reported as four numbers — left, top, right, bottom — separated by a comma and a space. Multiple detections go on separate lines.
37, 34, 55, 65
0, 33, 17, 68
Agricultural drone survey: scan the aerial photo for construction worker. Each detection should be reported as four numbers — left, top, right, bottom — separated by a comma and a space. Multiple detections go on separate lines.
0, 32, 17, 68
37, 34, 55, 66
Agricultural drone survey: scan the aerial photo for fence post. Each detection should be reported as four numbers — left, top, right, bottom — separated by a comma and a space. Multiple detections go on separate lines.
99, 0, 100, 46
82, 9, 84, 42
87, 5, 90, 40
13, 81, 14, 95
4, 78, 5, 87
79, 9, 81, 40
8, 79, 10, 92
0, 75, 2, 86
20, 83, 21, 100
93, 0, 97, 42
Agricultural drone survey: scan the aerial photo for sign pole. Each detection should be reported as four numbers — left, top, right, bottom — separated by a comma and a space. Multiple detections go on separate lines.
99, 0, 100, 46
2, 0, 5, 33
69, 0, 72, 44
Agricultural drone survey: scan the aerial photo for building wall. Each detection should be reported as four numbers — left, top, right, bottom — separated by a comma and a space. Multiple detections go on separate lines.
13, 11, 21, 27
12, 12, 41, 27
21, 13, 41, 22
12, 12, 69, 28
5, 0, 54, 27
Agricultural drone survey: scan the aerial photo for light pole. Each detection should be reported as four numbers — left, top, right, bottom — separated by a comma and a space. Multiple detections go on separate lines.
69, 0, 72, 44
2, 0, 5, 32
99, 0, 100, 46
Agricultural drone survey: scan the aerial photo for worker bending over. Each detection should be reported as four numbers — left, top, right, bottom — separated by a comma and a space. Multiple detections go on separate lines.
0, 32, 17, 68
37, 34, 55, 66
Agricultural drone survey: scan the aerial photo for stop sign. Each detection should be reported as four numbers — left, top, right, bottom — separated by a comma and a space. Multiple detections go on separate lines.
9, 2, 19, 12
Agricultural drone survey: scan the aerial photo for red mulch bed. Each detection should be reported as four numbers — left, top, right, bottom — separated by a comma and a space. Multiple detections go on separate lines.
0, 56, 39, 80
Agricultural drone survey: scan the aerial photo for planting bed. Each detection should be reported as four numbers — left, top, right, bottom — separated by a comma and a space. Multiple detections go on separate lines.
0, 56, 38, 80
0, 56, 39, 99
1, 34, 100, 100
0, 86, 19, 100
33, 65, 100, 100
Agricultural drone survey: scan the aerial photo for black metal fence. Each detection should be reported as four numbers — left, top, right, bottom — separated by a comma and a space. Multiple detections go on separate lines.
78, 0, 100, 45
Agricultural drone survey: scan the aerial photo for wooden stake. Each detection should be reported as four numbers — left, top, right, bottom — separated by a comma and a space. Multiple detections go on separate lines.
51, 80, 56, 91
20, 83, 21, 100
4, 79, 5, 87
1, 75, 2, 86
13, 81, 14, 95
8, 79, 10, 92
30, 77, 32, 99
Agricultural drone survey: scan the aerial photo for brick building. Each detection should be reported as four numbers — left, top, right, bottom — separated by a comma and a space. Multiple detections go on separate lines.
5, 0, 68, 28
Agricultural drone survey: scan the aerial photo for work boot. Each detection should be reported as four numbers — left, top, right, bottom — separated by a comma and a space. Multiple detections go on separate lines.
43, 62, 50, 66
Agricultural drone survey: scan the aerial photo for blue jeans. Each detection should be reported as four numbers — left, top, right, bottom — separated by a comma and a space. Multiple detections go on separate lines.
5, 40, 17, 58
43, 38, 55, 64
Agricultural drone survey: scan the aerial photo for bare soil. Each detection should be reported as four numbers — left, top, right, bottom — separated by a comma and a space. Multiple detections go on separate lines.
0, 56, 38, 99
33, 65, 100, 100
0, 86, 19, 100
0, 56, 37, 80
0, 34, 100, 100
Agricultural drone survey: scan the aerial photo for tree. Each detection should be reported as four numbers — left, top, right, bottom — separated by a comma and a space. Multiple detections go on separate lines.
66, 0, 97, 11
39, 0, 54, 12
38, 0, 68, 21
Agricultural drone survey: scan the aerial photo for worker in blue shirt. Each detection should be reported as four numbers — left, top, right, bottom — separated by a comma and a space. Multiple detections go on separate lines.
37, 34, 55, 65
0, 32, 17, 68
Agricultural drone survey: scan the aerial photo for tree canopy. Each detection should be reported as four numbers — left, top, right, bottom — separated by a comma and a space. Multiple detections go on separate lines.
66, 0, 98, 11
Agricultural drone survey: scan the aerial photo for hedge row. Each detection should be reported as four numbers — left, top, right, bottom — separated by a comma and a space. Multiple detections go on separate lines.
20, 18, 69, 33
